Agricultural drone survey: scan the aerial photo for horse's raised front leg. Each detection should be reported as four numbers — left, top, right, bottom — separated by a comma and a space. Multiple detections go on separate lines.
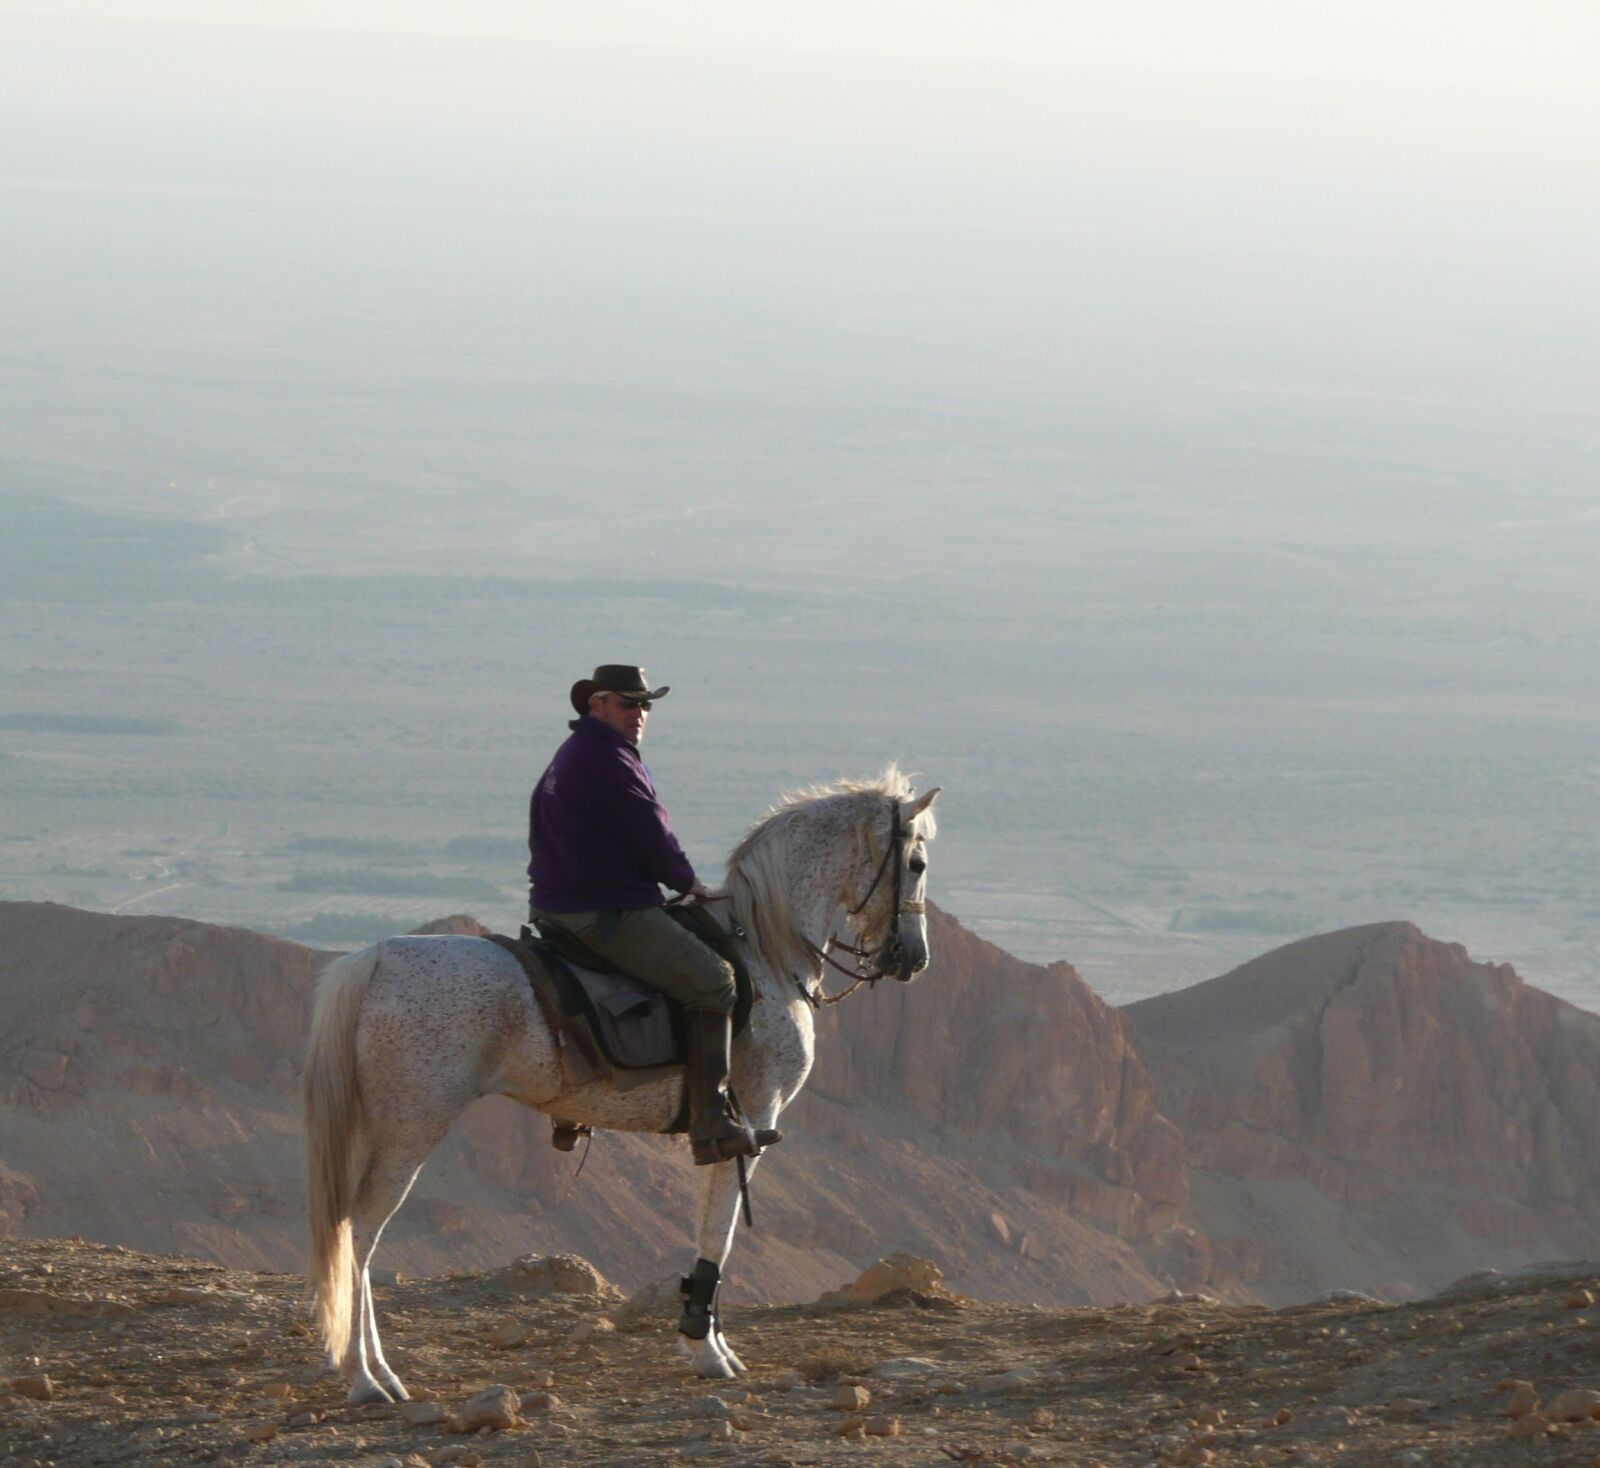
677, 1099, 779, 1379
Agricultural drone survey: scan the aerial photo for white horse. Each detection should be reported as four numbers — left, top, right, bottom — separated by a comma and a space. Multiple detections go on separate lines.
304, 769, 939, 1401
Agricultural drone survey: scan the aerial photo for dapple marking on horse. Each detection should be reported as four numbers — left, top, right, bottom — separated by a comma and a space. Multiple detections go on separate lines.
304, 768, 939, 1402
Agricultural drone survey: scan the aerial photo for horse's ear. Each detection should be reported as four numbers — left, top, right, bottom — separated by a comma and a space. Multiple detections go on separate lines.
907, 786, 941, 819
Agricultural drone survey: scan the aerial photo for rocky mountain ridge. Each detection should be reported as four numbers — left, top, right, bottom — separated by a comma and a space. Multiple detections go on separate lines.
1126, 921, 1600, 1302
3, 900, 1599, 1307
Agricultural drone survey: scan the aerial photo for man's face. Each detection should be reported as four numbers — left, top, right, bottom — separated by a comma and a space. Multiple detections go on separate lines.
589, 691, 649, 746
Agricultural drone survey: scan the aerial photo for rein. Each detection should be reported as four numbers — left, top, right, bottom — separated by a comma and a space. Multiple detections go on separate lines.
789, 799, 923, 1008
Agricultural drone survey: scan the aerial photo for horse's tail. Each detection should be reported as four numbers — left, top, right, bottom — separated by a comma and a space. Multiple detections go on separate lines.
303, 944, 380, 1367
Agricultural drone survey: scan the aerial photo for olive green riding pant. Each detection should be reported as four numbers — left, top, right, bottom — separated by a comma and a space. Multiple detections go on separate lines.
529, 904, 738, 1016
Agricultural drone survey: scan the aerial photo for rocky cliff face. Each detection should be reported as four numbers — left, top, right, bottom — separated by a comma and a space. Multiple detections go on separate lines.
803, 908, 1193, 1261
1125, 922, 1600, 1302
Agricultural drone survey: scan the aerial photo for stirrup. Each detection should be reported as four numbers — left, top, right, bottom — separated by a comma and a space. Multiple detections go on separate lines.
551, 1121, 592, 1153
691, 1122, 782, 1166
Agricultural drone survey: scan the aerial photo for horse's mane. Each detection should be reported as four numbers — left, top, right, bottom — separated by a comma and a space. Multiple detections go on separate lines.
724, 764, 936, 981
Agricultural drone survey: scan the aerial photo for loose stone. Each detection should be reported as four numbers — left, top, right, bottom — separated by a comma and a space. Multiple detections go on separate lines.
400, 1401, 451, 1427
489, 1316, 530, 1349
1545, 1388, 1600, 1422
455, 1385, 520, 1433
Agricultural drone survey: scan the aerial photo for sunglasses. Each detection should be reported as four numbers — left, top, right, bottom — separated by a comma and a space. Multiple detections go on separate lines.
614, 695, 653, 711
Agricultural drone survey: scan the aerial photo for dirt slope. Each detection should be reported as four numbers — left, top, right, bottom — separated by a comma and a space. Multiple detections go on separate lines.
5, 1236, 1600, 1467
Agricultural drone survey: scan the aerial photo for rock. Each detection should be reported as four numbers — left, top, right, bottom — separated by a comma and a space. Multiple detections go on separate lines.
489, 1315, 529, 1349
863, 1416, 901, 1437
1500, 1382, 1539, 1419
770, 1370, 805, 1392
400, 1401, 451, 1427
974, 1367, 1038, 1396
1566, 1289, 1595, 1309
833, 1384, 871, 1411
10, 1374, 53, 1400
1507, 1410, 1550, 1440
987, 1211, 1012, 1246
690, 1421, 734, 1443
615, 1274, 682, 1326
242, 1421, 277, 1443
691, 1395, 731, 1417
456, 1386, 520, 1432
262, 1381, 294, 1399
872, 1357, 939, 1379
520, 1371, 556, 1390
1028, 1407, 1056, 1429
498, 1254, 616, 1299
520, 1392, 560, 1415
822, 1252, 945, 1305
833, 1416, 866, 1439
1545, 1388, 1600, 1422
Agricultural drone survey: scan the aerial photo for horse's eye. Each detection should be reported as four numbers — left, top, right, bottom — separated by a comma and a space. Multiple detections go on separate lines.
909, 857, 927, 874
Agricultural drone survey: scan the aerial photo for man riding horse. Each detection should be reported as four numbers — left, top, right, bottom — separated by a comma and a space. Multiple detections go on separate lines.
527, 664, 778, 1165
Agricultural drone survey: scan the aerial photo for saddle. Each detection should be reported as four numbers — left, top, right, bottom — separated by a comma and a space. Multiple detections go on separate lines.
483, 905, 753, 1135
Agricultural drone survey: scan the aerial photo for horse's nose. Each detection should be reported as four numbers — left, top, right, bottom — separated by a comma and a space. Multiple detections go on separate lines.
898, 942, 929, 980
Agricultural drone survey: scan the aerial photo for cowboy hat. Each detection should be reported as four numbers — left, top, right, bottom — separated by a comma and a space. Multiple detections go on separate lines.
569, 664, 671, 716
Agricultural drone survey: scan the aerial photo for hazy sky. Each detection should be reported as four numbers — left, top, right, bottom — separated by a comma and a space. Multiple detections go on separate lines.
3, 0, 1597, 1004
4, 0, 1599, 86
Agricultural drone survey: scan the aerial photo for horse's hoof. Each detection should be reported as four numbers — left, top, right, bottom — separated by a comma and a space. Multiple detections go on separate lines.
346, 1381, 395, 1406
714, 1333, 748, 1374
380, 1378, 410, 1402
677, 1333, 737, 1379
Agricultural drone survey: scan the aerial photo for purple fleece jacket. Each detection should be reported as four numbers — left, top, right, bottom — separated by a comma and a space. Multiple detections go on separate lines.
526, 716, 698, 913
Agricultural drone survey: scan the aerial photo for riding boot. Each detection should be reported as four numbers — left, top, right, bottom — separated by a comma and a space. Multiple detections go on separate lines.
684, 1009, 781, 1166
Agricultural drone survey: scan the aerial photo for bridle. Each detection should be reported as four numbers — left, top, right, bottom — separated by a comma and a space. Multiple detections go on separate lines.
794, 798, 925, 1008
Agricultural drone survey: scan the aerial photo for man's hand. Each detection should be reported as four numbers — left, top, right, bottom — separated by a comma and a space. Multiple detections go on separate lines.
688, 881, 713, 904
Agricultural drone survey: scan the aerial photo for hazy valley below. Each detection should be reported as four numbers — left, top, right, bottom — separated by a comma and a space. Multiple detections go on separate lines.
1, 15, 1597, 1009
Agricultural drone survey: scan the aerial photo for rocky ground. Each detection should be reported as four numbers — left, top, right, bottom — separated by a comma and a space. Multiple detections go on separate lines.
5, 1238, 1600, 1468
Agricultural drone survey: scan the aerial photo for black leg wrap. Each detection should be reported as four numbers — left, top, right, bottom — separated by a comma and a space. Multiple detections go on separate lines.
677, 1257, 720, 1341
